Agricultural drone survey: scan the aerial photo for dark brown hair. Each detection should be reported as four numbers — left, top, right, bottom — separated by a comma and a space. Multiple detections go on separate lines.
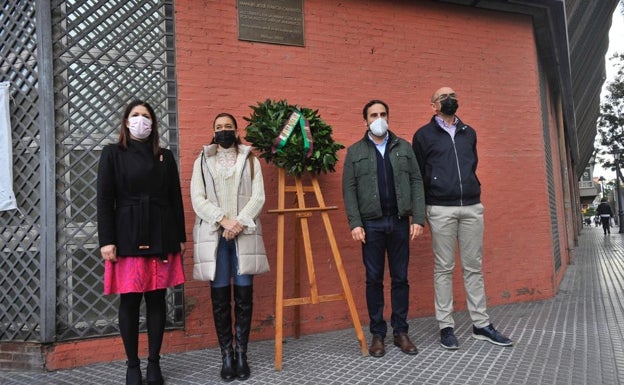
362, 99, 389, 120
117, 100, 161, 156
211, 112, 242, 147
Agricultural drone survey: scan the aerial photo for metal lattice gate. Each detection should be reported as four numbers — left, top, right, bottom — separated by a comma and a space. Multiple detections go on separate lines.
0, 0, 183, 343
0, 1, 42, 342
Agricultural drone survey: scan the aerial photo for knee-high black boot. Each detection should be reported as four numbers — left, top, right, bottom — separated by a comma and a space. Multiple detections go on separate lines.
234, 285, 253, 380
119, 293, 142, 385
145, 289, 166, 385
212, 285, 235, 382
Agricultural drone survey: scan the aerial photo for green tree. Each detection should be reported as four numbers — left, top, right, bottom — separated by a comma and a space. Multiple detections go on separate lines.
596, 52, 624, 171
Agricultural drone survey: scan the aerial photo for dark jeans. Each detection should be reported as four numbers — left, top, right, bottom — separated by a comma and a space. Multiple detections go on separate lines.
601, 217, 611, 234
212, 237, 253, 288
361, 215, 410, 337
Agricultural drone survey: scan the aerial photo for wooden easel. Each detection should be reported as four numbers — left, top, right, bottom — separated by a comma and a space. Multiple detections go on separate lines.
269, 168, 368, 370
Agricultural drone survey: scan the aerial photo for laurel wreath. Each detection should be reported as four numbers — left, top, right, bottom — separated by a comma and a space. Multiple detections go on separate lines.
244, 99, 344, 175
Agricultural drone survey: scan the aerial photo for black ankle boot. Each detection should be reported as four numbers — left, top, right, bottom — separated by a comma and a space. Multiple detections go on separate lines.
234, 285, 253, 380
146, 358, 164, 385
212, 285, 236, 382
126, 361, 142, 385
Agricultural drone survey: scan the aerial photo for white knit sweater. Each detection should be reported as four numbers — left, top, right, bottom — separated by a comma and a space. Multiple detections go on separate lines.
190, 144, 265, 231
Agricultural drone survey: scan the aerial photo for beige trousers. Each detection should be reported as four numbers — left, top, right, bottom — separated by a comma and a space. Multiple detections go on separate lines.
426, 203, 490, 329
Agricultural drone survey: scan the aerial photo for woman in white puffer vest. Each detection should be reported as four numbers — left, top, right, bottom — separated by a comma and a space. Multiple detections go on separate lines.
190, 112, 268, 382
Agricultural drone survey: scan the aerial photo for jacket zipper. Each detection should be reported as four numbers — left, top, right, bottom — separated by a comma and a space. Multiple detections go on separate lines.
450, 136, 464, 206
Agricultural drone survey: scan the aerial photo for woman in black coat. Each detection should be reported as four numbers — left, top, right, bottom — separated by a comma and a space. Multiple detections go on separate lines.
97, 100, 186, 385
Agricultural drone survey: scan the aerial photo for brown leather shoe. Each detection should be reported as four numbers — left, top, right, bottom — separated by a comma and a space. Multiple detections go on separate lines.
393, 333, 418, 355
368, 334, 385, 357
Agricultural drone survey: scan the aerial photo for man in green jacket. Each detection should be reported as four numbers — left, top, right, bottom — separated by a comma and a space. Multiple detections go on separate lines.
342, 99, 425, 358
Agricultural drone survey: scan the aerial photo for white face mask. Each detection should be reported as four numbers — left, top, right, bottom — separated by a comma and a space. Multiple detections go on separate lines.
128, 116, 152, 139
369, 117, 388, 137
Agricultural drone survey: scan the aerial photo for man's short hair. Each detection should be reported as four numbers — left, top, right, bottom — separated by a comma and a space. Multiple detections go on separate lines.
362, 99, 389, 120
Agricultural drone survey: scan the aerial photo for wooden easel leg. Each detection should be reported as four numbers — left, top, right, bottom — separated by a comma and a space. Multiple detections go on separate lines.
294, 215, 301, 338
294, 176, 319, 304
275, 169, 286, 370
311, 177, 369, 356
327, 233, 369, 356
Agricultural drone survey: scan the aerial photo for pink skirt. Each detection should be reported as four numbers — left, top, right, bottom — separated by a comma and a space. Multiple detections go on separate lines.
103, 252, 185, 295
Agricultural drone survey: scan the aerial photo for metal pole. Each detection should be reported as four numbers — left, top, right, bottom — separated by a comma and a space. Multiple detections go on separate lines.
36, 0, 57, 344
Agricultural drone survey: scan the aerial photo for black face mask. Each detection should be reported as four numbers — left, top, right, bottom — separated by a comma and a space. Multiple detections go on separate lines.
214, 130, 237, 148
440, 98, 459, 116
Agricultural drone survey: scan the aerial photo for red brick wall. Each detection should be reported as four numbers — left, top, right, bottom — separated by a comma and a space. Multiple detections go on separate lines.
176, 0, 563, 349
44, 0, 571, 369
0, 342, 44, 371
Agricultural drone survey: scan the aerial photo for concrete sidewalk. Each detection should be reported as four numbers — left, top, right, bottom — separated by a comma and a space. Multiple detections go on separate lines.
1, 226, 622, 385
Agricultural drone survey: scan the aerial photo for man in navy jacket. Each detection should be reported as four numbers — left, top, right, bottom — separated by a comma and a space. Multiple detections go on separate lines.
412, 87, 512, 350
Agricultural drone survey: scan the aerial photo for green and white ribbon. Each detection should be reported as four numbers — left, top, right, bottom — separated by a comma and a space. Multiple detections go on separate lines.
272, 109, 314, 158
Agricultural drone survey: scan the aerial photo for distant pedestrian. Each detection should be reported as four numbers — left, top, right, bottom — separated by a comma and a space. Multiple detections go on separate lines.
597, 198, 613, 235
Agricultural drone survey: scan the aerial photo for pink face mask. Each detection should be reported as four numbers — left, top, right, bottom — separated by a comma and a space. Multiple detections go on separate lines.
128, 116, 152, 139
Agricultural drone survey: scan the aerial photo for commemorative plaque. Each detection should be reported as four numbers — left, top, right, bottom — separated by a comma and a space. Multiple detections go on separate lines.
237, 0, 304, 47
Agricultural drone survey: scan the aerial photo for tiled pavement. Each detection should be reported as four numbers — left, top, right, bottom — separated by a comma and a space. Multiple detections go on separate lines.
1, 226, 623, 385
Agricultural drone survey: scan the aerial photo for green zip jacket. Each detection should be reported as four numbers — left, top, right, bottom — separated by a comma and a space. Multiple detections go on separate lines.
342, 131, 425, 229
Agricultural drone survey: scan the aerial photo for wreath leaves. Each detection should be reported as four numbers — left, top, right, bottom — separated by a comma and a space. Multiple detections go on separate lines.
244, 99, 344, 175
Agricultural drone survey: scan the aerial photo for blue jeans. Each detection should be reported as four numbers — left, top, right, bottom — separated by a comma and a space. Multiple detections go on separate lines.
361, 215, 410, 337
212, 237, 253, 288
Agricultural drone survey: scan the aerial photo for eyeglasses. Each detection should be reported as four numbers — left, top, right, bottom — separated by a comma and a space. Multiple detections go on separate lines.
433, 93, 457, 102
